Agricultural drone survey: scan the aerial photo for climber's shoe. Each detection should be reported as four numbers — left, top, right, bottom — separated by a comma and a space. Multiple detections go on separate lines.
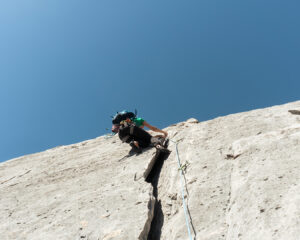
151, 136, 166, 147
163, 138, 169, 148
130, 141, 142, 154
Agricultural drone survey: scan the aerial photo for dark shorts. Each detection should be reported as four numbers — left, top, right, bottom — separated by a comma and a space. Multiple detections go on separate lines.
118, 125, 152, 148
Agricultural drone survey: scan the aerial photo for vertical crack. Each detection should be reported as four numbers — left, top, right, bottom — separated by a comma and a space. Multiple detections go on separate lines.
145, 150, 170, 240
225, 161, 235, 240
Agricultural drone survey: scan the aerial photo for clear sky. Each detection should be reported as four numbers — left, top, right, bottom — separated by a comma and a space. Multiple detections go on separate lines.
0, 0, 299, 162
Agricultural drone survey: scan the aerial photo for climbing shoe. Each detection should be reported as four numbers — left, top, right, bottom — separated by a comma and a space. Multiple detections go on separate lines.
130, 141, 142, 154
151, 136, 165, 147
163, 138, 169, 148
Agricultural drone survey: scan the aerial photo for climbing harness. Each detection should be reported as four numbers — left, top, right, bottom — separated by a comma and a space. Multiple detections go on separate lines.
170, 139, 196, 240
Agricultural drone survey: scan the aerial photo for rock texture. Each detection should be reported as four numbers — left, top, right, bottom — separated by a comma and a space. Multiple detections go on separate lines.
1, 101, 300, 240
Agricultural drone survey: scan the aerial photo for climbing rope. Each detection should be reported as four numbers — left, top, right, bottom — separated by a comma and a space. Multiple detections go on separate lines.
170, 139, 196, 240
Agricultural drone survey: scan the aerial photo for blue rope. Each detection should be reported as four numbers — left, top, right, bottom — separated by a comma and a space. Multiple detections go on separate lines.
172, 139, 195, 240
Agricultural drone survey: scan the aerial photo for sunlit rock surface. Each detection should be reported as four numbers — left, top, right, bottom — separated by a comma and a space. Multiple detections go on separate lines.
1, 101, 300, 240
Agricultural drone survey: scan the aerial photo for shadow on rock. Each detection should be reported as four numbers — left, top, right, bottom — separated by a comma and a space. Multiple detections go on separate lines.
146, 150, 170, 240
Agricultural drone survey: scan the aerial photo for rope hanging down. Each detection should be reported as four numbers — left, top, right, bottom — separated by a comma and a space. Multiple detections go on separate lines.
171, 139, 196, 240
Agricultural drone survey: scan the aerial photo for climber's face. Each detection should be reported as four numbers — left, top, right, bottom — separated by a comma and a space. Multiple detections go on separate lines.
111, 124, 120, 133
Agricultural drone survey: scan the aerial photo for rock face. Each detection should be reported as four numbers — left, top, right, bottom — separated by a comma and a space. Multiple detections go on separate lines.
1, 101, 300, 240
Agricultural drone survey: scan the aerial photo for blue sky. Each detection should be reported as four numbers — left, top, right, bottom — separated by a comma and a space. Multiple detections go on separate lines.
0, 0, 299, 162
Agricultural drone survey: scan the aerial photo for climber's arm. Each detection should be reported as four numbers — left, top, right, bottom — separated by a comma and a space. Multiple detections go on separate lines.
143, 121, 168, 138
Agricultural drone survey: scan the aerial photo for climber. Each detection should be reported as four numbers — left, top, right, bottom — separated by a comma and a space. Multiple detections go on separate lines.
111, 111, 168, 153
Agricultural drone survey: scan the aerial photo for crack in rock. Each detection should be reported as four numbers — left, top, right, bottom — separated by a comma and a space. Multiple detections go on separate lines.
225, 162, 235, 240
288, 110, 300, 115
138, 195, 156, 240
141, 150, 170, 240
